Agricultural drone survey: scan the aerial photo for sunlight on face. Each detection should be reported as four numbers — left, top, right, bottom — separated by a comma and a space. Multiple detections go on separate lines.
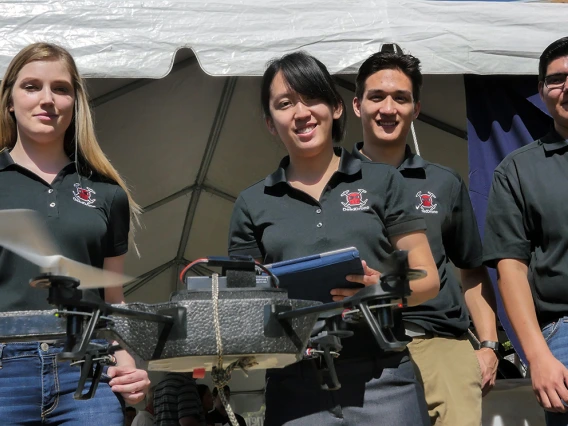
10, 59, 75, 146
267, 71, 342, 159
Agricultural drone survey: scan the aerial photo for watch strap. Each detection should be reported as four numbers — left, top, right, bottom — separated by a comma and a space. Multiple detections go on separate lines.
479, 340, 503, 358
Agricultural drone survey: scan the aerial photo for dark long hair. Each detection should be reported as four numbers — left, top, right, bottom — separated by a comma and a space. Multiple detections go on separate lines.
260, 51, 346, 143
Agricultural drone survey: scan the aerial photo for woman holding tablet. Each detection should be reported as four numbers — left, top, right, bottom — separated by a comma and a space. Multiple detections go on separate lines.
228, 51, 439, 426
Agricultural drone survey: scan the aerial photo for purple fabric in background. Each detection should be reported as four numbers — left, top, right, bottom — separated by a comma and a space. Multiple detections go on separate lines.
464, 75, 552, 363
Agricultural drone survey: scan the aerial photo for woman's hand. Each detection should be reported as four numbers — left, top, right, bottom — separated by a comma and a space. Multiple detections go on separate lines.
107, 363, 150, 405
330, 260, 381, 301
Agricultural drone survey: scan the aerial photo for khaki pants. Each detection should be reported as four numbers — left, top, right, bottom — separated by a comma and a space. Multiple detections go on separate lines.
407, 335, 482, 426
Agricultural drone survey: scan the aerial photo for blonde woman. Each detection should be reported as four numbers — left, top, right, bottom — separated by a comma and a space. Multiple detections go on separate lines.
0, 43, 149, 425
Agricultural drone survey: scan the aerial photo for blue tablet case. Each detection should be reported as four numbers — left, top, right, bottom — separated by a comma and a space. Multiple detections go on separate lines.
265, 247, 365, 303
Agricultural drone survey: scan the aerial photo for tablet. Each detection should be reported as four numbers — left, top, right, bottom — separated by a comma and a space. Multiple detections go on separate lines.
265, 247, 365, 302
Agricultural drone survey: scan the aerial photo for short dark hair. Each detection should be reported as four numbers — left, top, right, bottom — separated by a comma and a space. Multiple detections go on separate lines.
260, 51, 346, 143
539, 37, 568, 82
355, 51, 422, 102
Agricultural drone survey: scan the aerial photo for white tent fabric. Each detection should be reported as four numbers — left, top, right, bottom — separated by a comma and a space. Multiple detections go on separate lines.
0, 0, 566, 78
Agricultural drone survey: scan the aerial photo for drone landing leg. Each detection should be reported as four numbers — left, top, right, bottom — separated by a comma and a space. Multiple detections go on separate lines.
358, 302, 409, 351
152, 307, 187, 359
263, 305, 304, 351
73, 345, 118, 400
74, 353, 100, 400
60, 308, 101, 361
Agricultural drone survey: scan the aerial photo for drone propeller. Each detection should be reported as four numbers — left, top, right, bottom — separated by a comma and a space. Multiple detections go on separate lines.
0, 209, 132, 289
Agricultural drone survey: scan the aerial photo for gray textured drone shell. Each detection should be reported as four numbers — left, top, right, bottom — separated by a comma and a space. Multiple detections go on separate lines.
107, 289, 321, 365
0, 289, 322, 371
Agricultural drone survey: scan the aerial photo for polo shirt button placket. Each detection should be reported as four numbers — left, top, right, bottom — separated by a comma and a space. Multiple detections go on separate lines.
47, 187, 58, 217
315, 207, 323, 228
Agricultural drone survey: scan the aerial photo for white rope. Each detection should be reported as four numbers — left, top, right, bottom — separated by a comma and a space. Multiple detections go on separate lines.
210, 273, 241, 426
410, 121, 421, 156
212, 273, 223, 368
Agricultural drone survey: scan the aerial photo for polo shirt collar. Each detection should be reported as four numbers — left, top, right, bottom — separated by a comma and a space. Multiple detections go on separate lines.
0, 148, 77, 174
264, 146, 362, 187
541, 128, 568, 152
399, 144, 427, 171
352, 142, 426, 171
0, 149, 14, 171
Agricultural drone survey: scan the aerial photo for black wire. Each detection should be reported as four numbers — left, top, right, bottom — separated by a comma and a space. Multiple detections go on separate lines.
255, 264, 280, 288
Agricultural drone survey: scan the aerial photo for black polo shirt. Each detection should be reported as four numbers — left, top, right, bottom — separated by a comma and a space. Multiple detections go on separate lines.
483, 130, 568, 326
228, 147, 426, 357
352, 143, 482, 337
0, 149, 129, 312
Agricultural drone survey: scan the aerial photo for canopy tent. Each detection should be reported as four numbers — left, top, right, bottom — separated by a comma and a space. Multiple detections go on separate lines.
0, 0, 565, 414
0, 0, 565, 77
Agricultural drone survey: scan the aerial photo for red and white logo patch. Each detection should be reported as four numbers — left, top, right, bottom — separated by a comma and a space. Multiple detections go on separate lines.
416, 191, 438, 214
341, 189, 369, 211
73, 183, 96, 207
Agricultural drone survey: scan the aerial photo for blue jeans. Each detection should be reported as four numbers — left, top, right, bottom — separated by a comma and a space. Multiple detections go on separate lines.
0, 342, 124, 426
542, 317, 568, 426
264, 350, 429, 426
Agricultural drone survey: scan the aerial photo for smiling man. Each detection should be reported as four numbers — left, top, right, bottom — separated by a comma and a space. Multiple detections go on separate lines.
483, 37, 568, 426
351, 49, 499, 426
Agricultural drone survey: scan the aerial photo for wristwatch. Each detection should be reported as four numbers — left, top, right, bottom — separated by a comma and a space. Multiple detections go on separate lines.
479, 340, 503, 359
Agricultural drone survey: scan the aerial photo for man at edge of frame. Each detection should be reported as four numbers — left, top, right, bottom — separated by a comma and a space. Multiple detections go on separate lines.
483, 36, 568, 426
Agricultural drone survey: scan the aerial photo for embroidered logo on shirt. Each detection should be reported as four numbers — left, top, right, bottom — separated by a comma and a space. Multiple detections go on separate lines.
341, 189, 369, 211
73, 183, 96, 207
416, 191, 438, 214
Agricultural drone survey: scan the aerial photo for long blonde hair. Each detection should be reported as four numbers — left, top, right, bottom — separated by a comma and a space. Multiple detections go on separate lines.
0, 42, 141, 254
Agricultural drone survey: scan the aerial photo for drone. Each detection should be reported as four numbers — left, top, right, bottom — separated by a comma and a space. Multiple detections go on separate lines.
0, 209, 425, 398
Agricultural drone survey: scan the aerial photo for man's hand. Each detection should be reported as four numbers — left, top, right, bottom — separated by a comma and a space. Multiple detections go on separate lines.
529, 353, 568, 412
476, 348, 499, 396
107, 365, 151, 405
330, 260, 380, 302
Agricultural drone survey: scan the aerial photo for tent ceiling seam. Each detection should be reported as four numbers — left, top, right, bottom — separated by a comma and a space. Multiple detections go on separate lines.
143, 184, 196, 213
91, 56, 199, 108
202, 184, 237, 203
139, 183, 235, 219
176, 188, 202, 260
124, 259, 178, 297
194, 77, 239, 184
175, 77, 239, 270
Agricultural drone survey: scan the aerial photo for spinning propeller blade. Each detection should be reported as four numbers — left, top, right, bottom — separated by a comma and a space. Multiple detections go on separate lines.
0, 209, 132, 288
